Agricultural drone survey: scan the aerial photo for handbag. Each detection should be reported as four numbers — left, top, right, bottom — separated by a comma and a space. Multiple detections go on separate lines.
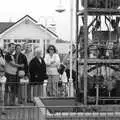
18, 70, 25, 77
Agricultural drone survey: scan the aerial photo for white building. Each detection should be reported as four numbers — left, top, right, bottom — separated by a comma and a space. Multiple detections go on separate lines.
0, 15, 58, 53
55, 39, 70, 54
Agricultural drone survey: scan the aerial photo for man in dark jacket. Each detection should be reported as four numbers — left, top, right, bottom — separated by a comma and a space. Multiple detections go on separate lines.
5, 43, 24, 105
14, 44, 28, 77
14, 44, 29, 104
29, 48, 48, 98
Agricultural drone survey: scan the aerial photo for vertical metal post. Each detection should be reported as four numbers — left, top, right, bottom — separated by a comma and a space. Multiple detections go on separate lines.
43, 80, 48, 97
24, 83, 27, 104
84, 0, 88, 105
76, 0, 79, 91
96, 84, 99, 105
69, 0, 74, 97
43, 39, 46, 58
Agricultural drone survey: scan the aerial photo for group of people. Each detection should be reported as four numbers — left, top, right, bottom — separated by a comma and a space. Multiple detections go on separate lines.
0, 42, 76, 105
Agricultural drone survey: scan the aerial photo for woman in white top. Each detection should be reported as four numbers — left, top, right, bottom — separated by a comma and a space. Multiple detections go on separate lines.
44, 45, 60, 96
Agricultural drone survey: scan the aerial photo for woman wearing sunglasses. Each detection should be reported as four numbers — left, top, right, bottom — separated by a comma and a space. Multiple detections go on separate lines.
44, 45, 60, 96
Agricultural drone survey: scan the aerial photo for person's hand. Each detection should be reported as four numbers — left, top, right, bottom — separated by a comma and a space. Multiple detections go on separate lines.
24, 76, 28, 80
20, 64, 24, 68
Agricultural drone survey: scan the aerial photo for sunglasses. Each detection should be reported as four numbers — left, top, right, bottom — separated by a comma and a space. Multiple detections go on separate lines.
49, 48, 54, 50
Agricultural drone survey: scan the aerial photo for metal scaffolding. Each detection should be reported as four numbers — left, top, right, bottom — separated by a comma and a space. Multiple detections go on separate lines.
76, 0, 120, 105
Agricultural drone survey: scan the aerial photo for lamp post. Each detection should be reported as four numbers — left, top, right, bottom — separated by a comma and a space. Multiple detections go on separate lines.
39, 16, 56, 57
69, 0, 74, 97
56, 0, 74, 97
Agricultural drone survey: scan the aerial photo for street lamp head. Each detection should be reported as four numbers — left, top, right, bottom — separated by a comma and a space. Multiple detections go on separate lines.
55, 4, 66, 13
56, 8, 65, 13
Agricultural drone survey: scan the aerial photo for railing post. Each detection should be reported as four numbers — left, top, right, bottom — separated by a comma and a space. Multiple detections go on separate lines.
20, 78, 29, 104
68, 78, 74, 97
24, 82, 28, 104
43, 80, 48, 97
2, 82, 5, 112
96, 84, 99, 105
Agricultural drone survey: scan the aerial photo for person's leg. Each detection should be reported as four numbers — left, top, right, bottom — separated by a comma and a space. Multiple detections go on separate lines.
4, 74, 9, 105
39, 84, 43, 97
10, 84, 16, 105
33, 85, 37, 97
15, 83, 19, 104
47, 75, 52, 96
27, 84, 32, 102
18, 82, 22, 103
31, 85, 34, 101
10, 75, 18, 105
52, 75, 59, 96
4, 82, 9, 106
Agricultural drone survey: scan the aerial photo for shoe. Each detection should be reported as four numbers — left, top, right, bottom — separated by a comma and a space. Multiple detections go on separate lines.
27, 99, 33, 103
9, 103, 15, 106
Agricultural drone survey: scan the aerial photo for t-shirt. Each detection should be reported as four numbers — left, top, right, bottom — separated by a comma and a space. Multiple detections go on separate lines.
5, 52, 17, 75
44, 53, 60, 75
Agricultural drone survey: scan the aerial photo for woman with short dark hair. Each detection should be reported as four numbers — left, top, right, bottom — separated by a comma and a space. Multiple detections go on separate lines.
46, 45, 57, 54
44, 45, 60, 96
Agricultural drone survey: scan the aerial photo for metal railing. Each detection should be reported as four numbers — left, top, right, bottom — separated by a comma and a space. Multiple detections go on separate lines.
0, 80, 74, 106
0, 106, 120, 120
45, 106, 120, 120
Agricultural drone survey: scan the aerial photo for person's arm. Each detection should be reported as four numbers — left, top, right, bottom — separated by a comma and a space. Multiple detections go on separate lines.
23, 55, 29, 76
29, 60, 35, 81
9, 61, 24, 68
50, 54, 60, 67
5, 53, 24, 68
44, 54, 51, 66
42, 59, 48, 80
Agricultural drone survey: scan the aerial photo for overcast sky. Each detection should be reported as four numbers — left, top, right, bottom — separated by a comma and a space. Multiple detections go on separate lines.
0, 0, 77, 41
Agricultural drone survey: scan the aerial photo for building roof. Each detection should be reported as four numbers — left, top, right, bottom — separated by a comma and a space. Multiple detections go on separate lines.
56, 39, 70, 43
40, 24, 58, 38
0, 15, 58, 38
0, 22, 15, 34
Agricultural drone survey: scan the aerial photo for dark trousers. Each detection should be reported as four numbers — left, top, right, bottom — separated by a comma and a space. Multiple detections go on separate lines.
5, 73, 18, 105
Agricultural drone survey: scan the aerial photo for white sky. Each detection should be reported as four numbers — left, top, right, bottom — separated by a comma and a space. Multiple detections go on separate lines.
0, 0, 76, 41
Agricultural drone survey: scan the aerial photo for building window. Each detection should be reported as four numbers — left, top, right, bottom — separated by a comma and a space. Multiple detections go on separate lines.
4, 39, 10, 43
14, 40, 17, 43
11, 39, 40, 44
37, 40, 40, 43
33, 40, 36, 43
28, 40, 32, 43
4, 39, 7, 42
18, 40, 21, 43
3, 39, 11, 49
22, 39, 26, 43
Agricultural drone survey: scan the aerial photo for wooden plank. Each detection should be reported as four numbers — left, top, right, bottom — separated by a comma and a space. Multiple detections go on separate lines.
79, 59, 120, 65
78, 9, 120, 16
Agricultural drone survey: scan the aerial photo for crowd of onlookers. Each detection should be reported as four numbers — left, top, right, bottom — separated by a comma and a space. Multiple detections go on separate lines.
0, 42, 77, 106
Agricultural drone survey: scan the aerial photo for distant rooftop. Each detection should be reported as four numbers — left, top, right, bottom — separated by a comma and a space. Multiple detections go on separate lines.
0, 22, 15, 34
56, 39, 70, 43
0, 15, 58, 38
